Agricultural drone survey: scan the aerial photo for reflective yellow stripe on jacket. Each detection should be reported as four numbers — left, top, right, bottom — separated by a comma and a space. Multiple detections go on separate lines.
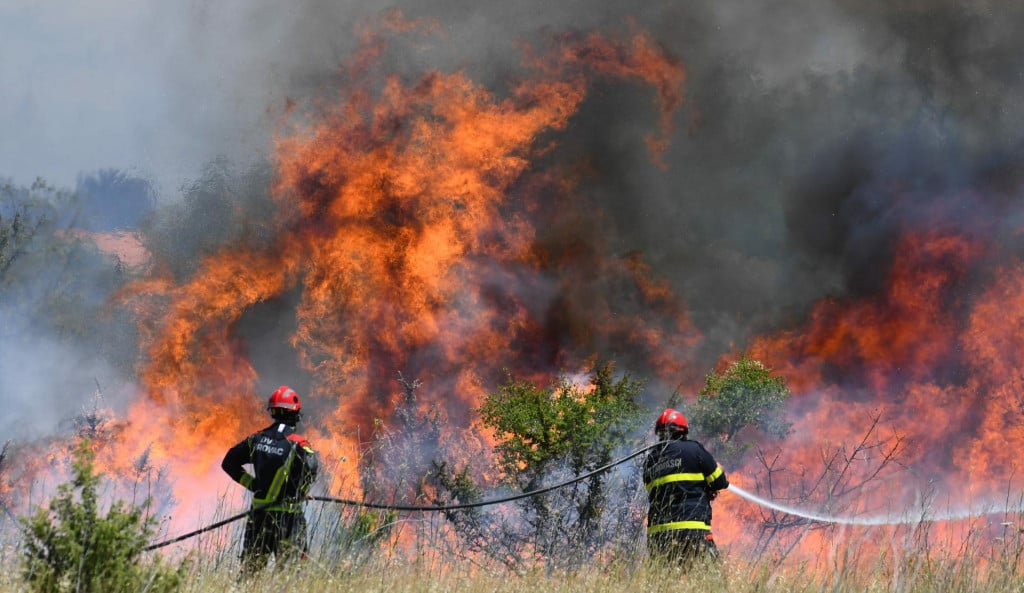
645, 464, 725, 492
647, 520, 712, 534
645, 473, 704, 491
253, 443, 298, 507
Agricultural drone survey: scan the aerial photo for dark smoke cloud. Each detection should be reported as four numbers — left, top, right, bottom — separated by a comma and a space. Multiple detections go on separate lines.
588, 1, 1024, 358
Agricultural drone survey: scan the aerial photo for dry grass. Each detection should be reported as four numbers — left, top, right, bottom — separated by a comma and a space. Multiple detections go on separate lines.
3, 536, 1022, 593
3, 492, 1024, 593
138, 551, 1024, 593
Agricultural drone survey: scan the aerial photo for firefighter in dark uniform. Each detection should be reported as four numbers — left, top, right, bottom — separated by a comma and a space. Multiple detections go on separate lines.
644, 408, 729, 567
222, 385, 319, 573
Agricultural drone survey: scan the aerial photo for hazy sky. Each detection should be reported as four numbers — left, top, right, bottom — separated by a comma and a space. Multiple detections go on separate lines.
0, 0, 875, 192
0, 1, 304, 193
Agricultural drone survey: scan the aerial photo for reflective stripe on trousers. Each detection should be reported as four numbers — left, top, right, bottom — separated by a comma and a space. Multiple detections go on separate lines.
647, 520, 712, 534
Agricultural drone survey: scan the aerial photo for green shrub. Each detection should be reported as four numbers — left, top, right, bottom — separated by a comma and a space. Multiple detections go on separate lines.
19, 439, 184, 593
689, 356, 792, 465
469, 361, 646, 564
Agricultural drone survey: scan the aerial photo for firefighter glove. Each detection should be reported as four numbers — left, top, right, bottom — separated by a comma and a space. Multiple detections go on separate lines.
240, 473, 254, 490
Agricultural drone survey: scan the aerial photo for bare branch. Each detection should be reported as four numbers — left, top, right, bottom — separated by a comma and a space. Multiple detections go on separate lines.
748, 409, 908, 563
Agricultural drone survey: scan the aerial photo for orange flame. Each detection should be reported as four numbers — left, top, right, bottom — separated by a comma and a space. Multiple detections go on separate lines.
108, 16, 695, 529
745, 231, 987, 488
697, 226, 1024, 559
83, 13, 1024, 564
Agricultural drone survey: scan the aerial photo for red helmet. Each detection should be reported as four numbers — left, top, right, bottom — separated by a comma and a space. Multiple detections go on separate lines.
655, 408, 688, 436
268, 385, 301, 412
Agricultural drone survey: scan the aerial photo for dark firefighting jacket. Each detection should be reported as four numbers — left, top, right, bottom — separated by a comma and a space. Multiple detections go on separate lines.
222, 422, 319, 512
643, 437, 728, 535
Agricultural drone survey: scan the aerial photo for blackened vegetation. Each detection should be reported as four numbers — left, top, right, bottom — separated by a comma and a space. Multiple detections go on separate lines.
310, 372, 437, 565
68, 381, 116, 442
140, 159, 278, 281
0, 441, 13, 523
361, 372, 444, 506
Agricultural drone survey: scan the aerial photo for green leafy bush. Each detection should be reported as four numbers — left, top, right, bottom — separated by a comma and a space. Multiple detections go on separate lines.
451, 361, 646, 565
19, 439, 184, 593
689, 356, 792, 465
479, 362, 645, 487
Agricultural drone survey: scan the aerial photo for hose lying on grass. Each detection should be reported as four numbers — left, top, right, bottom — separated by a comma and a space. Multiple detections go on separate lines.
143, 442, 660, 551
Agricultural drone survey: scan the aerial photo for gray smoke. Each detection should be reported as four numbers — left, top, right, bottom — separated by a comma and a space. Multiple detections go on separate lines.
0, 181, 138, 442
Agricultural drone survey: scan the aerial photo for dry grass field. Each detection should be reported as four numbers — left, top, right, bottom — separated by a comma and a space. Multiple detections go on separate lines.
3, 524, 1024, 593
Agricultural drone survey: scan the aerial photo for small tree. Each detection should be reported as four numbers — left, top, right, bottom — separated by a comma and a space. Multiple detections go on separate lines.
440, 360, 646, 566
20, 439, 183, 593
688, 356, 792, 465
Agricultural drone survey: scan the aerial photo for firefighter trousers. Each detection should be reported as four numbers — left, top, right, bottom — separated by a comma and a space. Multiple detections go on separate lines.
240, 509, 308, 574
648, 530, 720, 570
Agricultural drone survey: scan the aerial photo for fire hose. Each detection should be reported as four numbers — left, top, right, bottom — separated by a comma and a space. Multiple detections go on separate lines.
143, 442, 660, 551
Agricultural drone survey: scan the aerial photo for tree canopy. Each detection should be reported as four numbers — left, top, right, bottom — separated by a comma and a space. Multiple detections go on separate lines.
688, 356, 792, 465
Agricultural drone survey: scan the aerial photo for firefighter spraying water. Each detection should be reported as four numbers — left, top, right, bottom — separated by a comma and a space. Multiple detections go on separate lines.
644, 408, 729, 568
221, 386, 319, 574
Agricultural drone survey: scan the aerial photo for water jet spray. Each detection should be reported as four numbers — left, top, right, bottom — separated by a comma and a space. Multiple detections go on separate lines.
728, 484, 1016, 526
